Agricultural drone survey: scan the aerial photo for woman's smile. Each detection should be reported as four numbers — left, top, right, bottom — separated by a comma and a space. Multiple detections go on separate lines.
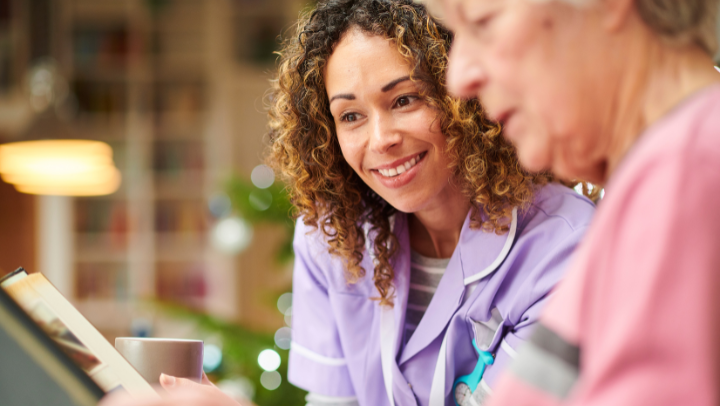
371, 151, 427, 188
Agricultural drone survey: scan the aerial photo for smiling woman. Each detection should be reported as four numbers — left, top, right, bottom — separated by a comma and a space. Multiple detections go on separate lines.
268, 0, 553, 305
263, 1, 597, 406
326, 32, 462, 224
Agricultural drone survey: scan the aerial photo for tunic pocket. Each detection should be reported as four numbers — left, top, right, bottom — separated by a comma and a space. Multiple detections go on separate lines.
470, 307, 504, 352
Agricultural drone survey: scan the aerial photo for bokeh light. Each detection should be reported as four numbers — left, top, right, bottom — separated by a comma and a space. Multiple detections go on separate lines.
251, 164, 275, 189
260, 370, 281, 390
276, 292, 292, 314
258, 349, 281, 372
203, 344, 223, 372
211, 216, 253, 254
208, 193, 232, 219
274, 327, 291, 350
284, 306, 292, 327
249, 189, 272, 211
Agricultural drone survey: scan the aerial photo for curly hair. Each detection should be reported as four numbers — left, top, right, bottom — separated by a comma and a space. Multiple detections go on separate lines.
267, 0, 567, 305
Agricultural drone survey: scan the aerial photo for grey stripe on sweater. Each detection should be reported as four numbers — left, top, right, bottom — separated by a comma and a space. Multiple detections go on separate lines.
404, 251, 449, 343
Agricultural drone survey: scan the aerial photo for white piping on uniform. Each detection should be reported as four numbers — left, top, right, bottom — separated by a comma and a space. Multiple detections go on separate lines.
380, 306, 396, 406
305, 393, 359, 402
291, 342, 348, 366
501, 340, 518, 359
463, 207, 518, 285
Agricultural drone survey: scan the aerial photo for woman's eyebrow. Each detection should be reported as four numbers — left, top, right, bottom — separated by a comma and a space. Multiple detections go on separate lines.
382, 76, 411, 92
329, 93, 355, 104
329, 75, 411, 104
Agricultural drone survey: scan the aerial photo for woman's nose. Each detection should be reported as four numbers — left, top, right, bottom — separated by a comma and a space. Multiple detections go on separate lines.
447, 33, 487, 99
369, 114, 402, 154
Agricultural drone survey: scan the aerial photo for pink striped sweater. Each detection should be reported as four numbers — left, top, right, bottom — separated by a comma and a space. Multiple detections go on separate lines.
487, 85, 720, 406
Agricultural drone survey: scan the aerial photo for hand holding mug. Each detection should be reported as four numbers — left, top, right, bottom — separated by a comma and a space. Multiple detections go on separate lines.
99, 373, 254, 406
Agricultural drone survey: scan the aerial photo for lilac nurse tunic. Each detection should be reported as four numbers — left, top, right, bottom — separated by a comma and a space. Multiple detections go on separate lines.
288, 183, 595, 406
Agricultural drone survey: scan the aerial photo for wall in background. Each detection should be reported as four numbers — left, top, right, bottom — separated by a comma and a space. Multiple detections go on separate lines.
0, 178, 35, 275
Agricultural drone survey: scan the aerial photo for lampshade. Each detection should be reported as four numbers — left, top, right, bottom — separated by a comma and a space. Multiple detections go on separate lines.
0, 140, 122, 196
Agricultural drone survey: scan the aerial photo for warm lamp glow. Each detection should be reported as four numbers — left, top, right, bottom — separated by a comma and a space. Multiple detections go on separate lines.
0, 140, 122, 196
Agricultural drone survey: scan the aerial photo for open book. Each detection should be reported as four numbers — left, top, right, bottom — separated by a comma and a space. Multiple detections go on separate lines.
0, 280, 103, 406
1, 268, 158, 398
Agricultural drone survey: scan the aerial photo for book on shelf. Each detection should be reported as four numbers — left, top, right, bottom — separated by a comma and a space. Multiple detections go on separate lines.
76, 263, 128, 300
0, 268, 158, 398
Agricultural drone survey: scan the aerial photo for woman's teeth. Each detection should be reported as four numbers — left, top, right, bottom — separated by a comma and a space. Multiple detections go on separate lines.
378, 154, 421, 178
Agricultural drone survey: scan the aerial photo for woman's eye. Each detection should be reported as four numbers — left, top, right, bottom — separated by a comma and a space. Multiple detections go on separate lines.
341, 112, 358, 122
395, 95, 417, 108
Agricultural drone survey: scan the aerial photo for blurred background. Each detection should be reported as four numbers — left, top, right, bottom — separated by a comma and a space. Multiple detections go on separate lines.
0, 0, 308, 404
0, 1, 717, 405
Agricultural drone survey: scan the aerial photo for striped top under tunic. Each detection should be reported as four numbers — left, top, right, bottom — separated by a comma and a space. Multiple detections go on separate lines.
404, 250, 450, 344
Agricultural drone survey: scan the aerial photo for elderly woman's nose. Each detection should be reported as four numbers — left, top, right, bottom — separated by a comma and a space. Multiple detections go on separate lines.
369, 115, 402, 153
447, 35, 486, 98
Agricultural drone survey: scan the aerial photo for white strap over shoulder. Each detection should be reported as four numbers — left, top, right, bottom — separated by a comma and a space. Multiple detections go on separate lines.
367, 215, 396, 406
380, 305, 396, 406
428, 332, 450, 406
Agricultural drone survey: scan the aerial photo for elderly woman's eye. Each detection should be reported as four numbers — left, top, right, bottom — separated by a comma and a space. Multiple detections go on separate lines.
472, 12, 495, 29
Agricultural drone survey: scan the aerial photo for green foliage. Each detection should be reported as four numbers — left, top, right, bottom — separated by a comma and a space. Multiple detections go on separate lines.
226, 176, 296, 263
212, 176, 300, 404
160, 305, 307, 406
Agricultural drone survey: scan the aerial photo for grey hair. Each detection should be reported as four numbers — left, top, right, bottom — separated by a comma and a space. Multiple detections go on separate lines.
633, 0, 719, 55
421, 0, 720, 55
533, 0, 720, 55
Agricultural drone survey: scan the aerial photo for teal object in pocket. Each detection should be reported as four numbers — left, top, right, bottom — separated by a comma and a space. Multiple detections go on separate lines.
453, 339, 495, 406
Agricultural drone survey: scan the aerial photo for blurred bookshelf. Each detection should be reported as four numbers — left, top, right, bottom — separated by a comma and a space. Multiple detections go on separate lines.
0, 0, 306, 335
0, 0, 310, 403
55, 0, 230, 333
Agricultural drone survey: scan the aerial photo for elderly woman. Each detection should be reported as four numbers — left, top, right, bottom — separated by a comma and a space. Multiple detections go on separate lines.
425, 0, 720, 405
102, 1, 595, 406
